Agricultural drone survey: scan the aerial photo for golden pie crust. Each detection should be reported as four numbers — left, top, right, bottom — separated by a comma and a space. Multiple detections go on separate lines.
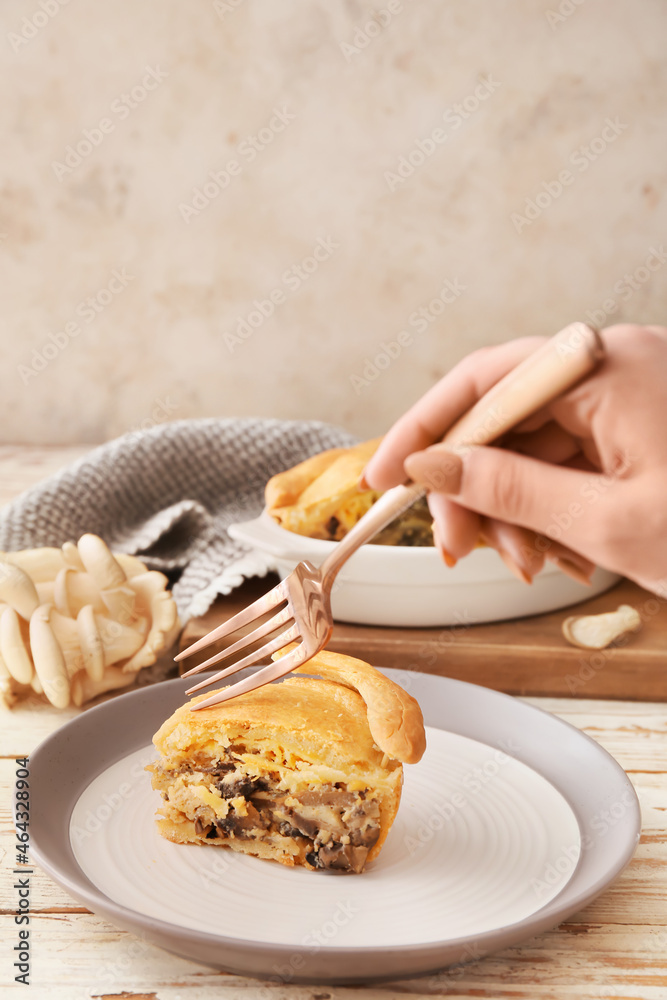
265, 438, 434, 545
147, 648, 425, 872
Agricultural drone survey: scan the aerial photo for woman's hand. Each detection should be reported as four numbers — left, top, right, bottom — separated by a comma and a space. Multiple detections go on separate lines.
362, 324, 667, 596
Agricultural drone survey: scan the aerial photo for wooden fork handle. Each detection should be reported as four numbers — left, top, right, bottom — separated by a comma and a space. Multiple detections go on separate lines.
441, 322, 603, 452
319, 322, 604, 591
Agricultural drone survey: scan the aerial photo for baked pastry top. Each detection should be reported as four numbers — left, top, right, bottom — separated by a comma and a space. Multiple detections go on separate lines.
265, 438, 434, 545
148, 649, 425, 873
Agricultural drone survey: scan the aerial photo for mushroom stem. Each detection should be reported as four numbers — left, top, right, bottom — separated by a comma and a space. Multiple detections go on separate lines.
70, 666, 136, 707
0, 607, 34, 684
2, 548, 66, 583
95, 613, 147, 666
29, 605, 70, 709
77, 604, 104, 681
77, 534, 127, 590
0, 562, 40, 620
54, 568, 73, 617
61, 541, 85, 571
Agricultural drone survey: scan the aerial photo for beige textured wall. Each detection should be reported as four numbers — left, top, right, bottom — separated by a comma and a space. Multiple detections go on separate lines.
1, 0, 666, 444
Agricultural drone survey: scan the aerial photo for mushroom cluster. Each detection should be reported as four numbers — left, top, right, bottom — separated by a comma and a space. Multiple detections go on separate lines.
0, 534, 180, 708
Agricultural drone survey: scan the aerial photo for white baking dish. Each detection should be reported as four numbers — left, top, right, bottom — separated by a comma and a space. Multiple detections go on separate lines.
228, 512, 619, 627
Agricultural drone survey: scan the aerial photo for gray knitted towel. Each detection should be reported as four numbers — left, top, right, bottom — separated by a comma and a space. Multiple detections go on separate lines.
0, 418, 357, 622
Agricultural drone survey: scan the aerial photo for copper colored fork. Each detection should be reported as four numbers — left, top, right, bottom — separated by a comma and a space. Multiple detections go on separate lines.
177, 322, 604, 710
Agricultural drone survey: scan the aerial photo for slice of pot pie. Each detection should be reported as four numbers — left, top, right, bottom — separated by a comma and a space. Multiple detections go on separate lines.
147, 649, 426, 873
265, 438, 434, 546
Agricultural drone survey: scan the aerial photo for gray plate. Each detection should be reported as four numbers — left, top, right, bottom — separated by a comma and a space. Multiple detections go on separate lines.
16, 669, 641, 984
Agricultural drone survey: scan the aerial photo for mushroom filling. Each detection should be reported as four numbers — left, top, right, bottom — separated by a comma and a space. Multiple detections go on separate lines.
158, 757, 382, 874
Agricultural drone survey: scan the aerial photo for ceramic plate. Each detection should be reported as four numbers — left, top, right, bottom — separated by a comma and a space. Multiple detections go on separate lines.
19, 670, 640, 984
228, 513, 619, 626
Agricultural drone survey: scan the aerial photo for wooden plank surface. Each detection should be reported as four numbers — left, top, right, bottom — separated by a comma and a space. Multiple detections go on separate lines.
180, 576, 667, 700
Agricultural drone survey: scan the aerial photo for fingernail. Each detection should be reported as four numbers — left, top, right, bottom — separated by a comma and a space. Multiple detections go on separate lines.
499, 549, 533, 585
431, 519, 457, 567
405, 447, 463, 492
553, 557, 592, 586
358, 470, 370, 491
439, 545, 458, 568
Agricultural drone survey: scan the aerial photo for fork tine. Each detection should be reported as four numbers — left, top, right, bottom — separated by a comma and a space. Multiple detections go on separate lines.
190, 642, 310, 711
174, 580, 288, 662
185, 622, 301, 695
181, 604, 294, 678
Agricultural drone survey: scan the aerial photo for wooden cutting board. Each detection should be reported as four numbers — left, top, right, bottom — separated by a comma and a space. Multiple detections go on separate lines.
179, 575, 667, 700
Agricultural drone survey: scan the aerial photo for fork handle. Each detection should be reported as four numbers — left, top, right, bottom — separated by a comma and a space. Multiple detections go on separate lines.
319, 322, 604, 592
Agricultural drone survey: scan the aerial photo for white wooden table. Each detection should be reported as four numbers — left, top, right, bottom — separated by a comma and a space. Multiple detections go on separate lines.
1, 446, 666, 1000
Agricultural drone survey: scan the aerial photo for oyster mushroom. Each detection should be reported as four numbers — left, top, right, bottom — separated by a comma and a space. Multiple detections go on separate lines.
0, 607, 34, 684
0, 644, 9, 681
115, 553, 150, 579
0, 562, 40, 621
0, 534, 180, 709
63, 571, 107, 616
70, 665, 136, 707
0, 665, 18, 706
2, 547, 66, 583
562, 604, 642, 650
61, 541, 85, 572
35, 580, 56, 605
54, 567, 73, 617
29, 605, 70, 709
122, 572, 180, 673
77, 535, 136, 624
77, 533, 127, 590
94, 612, 147, 667
37, 605, 86, 678
76, 604, 104, 681
99, 585, 137, 625
0, 610, 14, 688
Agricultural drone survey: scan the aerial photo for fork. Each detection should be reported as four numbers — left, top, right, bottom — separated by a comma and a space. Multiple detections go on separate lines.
177, 322, 604, 710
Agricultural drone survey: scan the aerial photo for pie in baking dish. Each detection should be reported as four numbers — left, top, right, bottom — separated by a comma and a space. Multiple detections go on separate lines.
147, 648, 426, 873
265, 438, 434, 545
